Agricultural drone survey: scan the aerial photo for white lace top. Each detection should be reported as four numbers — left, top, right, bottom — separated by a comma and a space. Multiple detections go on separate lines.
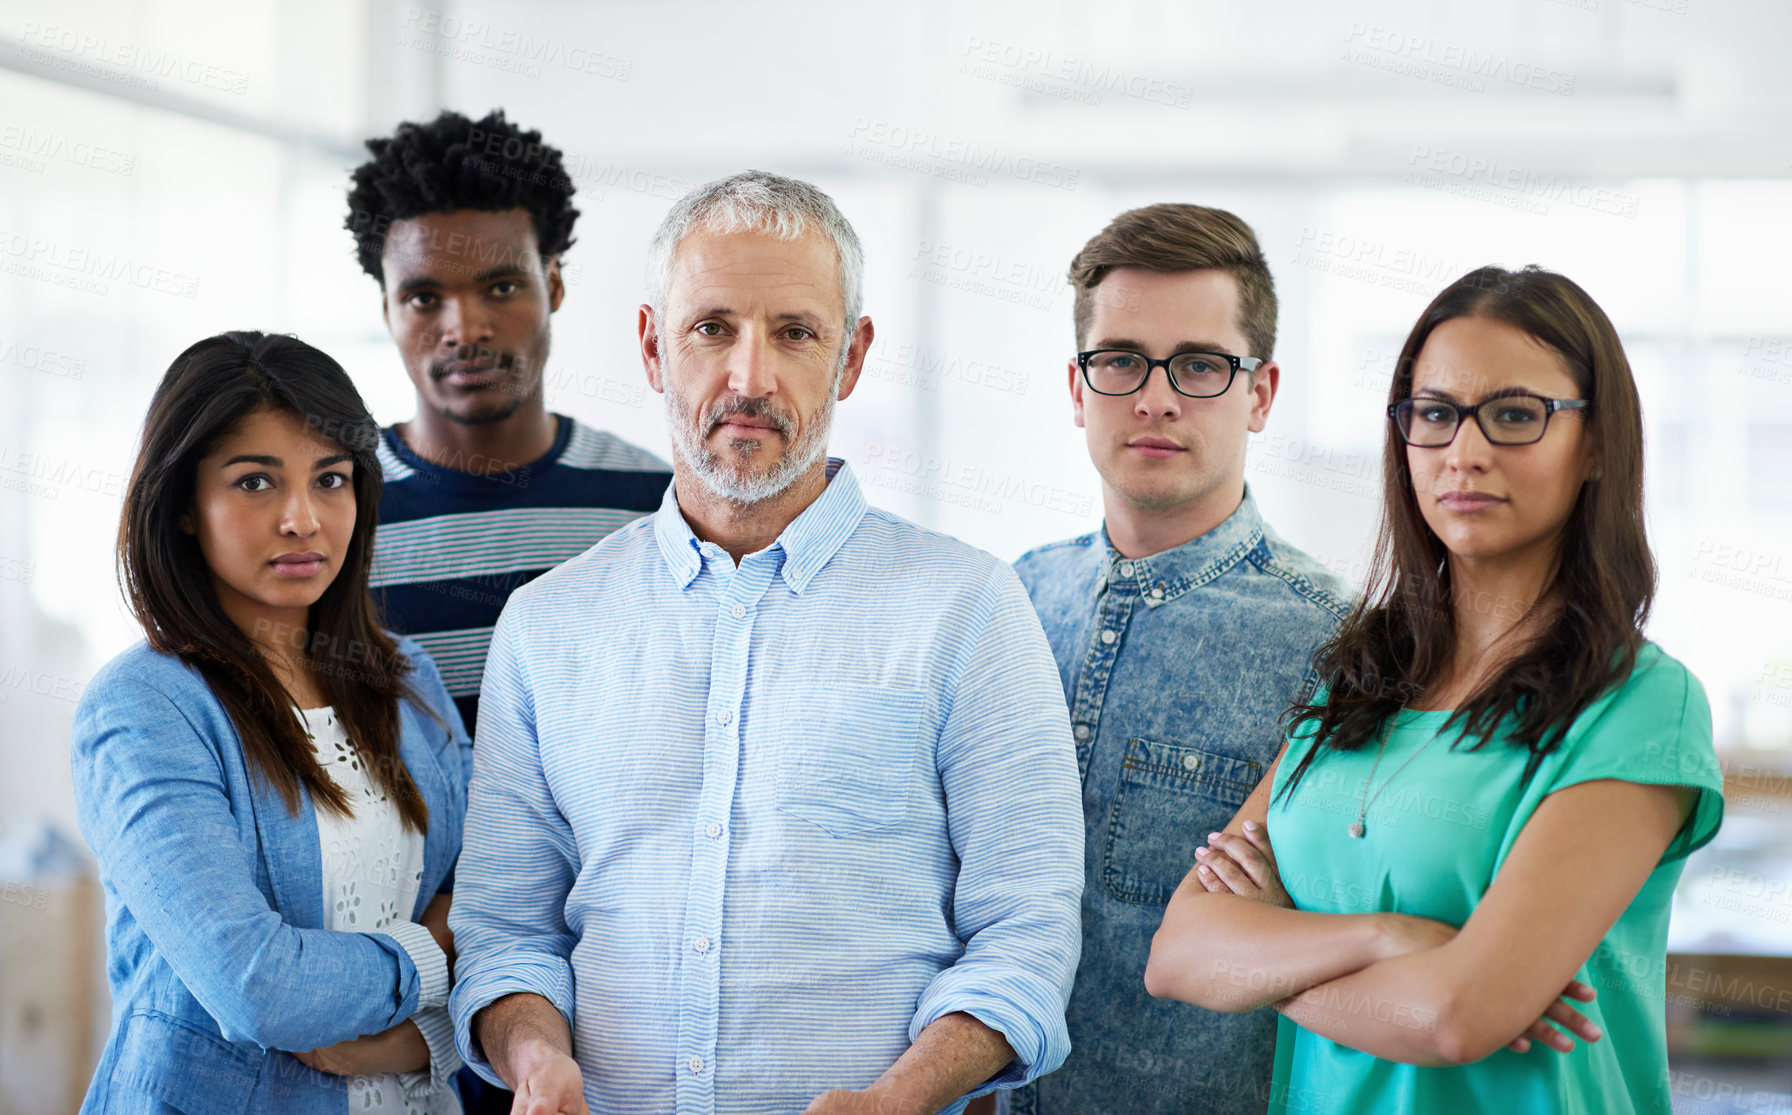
299, 706, 461, 1114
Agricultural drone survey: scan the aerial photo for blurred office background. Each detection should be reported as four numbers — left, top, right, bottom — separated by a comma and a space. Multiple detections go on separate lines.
2, 0, 1790, 1110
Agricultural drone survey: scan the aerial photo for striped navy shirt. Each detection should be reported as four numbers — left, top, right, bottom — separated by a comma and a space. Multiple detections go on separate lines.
371, 416, 671, 730
447, 459, 1085, 1113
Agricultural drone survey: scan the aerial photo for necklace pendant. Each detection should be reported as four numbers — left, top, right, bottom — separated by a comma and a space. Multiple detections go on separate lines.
1348, 821, 1366, 839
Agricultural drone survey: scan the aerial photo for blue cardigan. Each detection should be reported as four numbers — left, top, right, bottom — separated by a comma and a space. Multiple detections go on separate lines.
71, 636, 472, 1114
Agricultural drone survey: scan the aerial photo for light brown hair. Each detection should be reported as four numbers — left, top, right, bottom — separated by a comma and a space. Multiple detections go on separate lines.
1067, 203, 1277, 359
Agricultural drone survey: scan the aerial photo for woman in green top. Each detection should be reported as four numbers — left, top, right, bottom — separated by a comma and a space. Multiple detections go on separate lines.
1145, 264, 1725, 1115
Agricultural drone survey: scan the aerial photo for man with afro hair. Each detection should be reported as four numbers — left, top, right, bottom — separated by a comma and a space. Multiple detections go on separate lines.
342, 111, 670, 1110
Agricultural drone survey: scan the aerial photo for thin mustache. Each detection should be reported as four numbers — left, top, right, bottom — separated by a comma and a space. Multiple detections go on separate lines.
428, 348, 517, 380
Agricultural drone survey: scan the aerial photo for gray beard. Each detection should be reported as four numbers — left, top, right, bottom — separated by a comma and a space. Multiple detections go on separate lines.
666, 371, 840, 505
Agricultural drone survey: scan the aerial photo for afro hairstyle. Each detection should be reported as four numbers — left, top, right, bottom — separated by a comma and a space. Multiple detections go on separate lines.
345, 108, 579, 284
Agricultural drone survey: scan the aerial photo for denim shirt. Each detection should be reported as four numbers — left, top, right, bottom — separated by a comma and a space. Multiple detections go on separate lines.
1009, 489, 1351, 1115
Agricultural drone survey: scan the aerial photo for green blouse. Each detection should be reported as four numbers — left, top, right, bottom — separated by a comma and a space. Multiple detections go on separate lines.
1266, 642, 1725, 1115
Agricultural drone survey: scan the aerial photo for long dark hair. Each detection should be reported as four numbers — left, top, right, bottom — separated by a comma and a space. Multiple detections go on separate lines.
118, 331, 428, 830
1280, 265, 1653, 795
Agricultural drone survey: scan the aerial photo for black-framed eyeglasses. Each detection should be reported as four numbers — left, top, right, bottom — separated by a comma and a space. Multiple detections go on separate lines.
1076, 349, 1263, 399
1389, 393, 1590, 447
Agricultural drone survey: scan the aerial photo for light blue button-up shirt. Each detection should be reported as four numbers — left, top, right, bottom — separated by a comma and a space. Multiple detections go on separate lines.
449, 459, 1084, 1114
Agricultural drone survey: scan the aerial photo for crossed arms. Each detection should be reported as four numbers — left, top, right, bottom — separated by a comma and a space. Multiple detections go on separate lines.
1144, 740, 1694, 1066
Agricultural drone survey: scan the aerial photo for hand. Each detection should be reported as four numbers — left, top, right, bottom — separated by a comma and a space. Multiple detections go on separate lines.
507, 1044, 589, 1115
420, 892, 454, 971
1506, 979, 1602, 1054
1193, 821, 1293, 908
1372, 916, 1600, 1055
1370, 912, 1460, 962
295, 1020, 428, 1076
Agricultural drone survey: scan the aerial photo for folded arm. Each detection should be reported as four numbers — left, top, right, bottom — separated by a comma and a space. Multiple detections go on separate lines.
72, 677, 445, 1051
1147, 744, 1431, 1012
1265, 778, 1692, 1064
297, 1019, 429, 1076
300, 895, 463, 1086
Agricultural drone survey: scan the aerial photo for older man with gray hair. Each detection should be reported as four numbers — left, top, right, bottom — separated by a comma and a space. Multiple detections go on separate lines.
448, 170, 1084, 1115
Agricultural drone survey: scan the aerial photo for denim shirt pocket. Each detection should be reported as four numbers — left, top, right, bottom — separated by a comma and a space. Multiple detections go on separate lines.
1102, 737, 1262, 906
107, 1009, 262, 1113
777, 684, 925, 837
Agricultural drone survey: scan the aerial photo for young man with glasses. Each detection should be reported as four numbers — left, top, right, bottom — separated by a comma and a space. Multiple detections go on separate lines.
1005, 204, 1351, 1115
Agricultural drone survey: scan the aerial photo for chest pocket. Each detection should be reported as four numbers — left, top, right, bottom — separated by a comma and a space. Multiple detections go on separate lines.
777, 684, 925, 837
1103, 736, 1262, 906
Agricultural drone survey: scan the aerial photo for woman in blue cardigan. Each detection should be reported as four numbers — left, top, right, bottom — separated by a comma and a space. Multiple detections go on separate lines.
73, 331, 472, 1113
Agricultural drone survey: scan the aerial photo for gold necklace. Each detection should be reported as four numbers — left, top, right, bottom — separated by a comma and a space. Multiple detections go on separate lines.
1350, 719, 1443, 838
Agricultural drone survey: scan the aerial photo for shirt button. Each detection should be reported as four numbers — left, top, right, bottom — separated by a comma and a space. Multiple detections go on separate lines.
1100, 630, 1117, 645
1150, 586, 1164, 599
706, 822, 723, 839
694, 936, 711, 955
1073, 725, 1091, 740
730, 604, 745, 619
714, 708, 733, 726
1119, 562, 1136, 577
688, 1055, 704, 1074
1182, 754, 1203, 771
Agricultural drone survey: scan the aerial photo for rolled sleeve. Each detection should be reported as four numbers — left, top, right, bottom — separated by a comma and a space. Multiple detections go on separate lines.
399, 1005, 463, 1097
448, 608, 581, 1085
912, 566, 1084, 1091
378, 920, 449, 1010
449, 957, 578, 1086
69, 674, 429, 1051
911, 967, 1074, 1090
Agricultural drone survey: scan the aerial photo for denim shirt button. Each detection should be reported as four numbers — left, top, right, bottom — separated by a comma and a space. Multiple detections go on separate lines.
1181, 753, 1202, 771
1118, 562, 1136, 577
1074, 724, 1091, 740
1150, 585, 1164, 599
1100, 630, 1117, 645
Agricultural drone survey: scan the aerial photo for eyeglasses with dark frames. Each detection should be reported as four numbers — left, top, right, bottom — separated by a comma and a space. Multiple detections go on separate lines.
1389, 392, 1590, 448
1076, 349, 1263, 400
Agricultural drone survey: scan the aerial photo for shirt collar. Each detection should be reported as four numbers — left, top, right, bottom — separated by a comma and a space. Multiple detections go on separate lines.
653, 458, 868, 593
1101, 485, 1266, 606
